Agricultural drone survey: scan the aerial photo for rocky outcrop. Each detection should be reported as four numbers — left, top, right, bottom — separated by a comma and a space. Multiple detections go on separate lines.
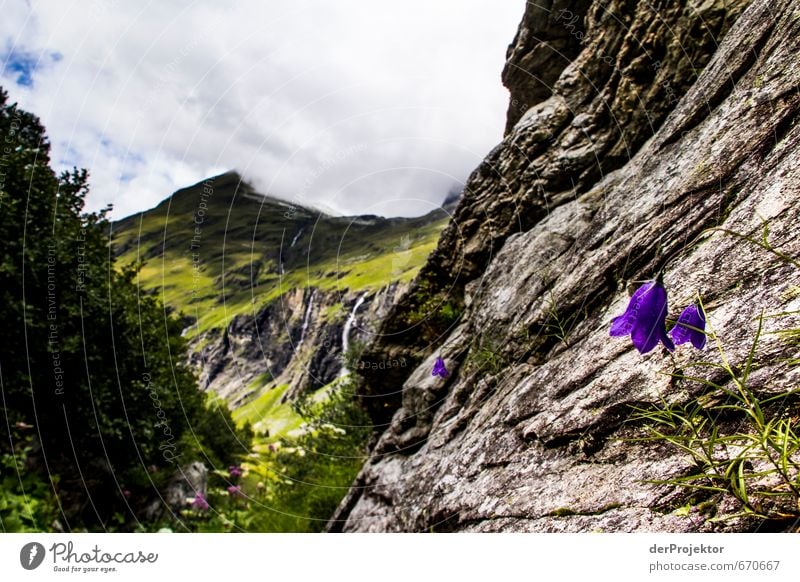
356, 0, 751, 427
502, 0, 592, 133
332, 0, 800, 532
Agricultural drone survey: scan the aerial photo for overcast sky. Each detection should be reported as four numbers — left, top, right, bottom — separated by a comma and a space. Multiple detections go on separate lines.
1, 0, 524, 218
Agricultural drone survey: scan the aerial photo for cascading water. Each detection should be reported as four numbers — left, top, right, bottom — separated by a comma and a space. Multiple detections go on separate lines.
296, 289, 316, 349
339, 293, 367, 376
290, 228, 304, 247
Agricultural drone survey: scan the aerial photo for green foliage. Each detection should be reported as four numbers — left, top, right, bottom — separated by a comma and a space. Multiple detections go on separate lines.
0, 439, 59, 532
405, 281, 463, 344
465, 331, 508, 375
632, 387, 800, 520
0, 87, 247, 530
541, 291, 582, 347
343, 338, 367, 372
232, 384, 304, 437
266, 380, 371, 531
189, 394, 254, 468
186, 378, 371, 532
0, 85, 435, 532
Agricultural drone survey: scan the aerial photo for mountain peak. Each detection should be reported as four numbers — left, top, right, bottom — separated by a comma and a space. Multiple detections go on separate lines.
158, 170, 320, 219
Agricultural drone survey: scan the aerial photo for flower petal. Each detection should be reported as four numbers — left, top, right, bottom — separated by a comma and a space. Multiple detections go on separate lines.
670, 324, 692, 345
659, 324, 676, 352
609, 282, 654, 337
432, 357, 449, 377
690, 305, 707, 349
630, 282, 670, 354
629, 281, 655, 303
609, 313, 635, 336
671, 304, 707, 350
631, 322, 660, 354
691, 332, 707, 350
638, 282, 668, 322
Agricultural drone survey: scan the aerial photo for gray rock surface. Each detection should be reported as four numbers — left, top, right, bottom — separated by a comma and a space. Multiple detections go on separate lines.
332, 0, 800, 532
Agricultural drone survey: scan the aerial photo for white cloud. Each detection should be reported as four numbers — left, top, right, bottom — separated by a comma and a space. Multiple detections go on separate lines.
1, 0, 524, 218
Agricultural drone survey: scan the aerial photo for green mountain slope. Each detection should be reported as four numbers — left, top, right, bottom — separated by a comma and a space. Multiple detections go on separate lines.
113, 171, 448, 338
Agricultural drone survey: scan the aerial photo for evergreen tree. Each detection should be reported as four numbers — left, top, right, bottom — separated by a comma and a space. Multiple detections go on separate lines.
0, 87, 249, 531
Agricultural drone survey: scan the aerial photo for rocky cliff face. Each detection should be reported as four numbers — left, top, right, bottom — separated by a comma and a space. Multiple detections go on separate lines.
332, 0, 800, 532
192, 283, 407, 407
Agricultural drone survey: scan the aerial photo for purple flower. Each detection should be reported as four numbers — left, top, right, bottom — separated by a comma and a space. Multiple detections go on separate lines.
609, 281, 675, 354
192, 492, 209, 511
432, 357, 449, 378
227, 485, 243, 497
670, 303, 707, 349
228, 465, 243, 479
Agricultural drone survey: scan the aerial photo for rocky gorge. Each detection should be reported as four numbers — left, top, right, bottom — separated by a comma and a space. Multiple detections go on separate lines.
193, 282, 408, 407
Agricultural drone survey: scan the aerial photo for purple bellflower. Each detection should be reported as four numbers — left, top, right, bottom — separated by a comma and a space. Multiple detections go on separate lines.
670, 303, 707, 349
609, 281, 675, 354
228, 465, 243, 479
432, 357, 449, 378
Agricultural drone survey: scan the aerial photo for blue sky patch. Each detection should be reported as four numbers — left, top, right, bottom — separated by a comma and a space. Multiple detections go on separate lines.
1, 47, 62, 87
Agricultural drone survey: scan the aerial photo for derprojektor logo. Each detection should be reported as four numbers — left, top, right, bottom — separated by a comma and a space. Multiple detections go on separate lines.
20, 542, 46, 570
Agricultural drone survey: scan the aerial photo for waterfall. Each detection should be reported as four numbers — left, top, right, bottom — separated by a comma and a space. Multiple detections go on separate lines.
339, 293, 367, 376
290, 228, 304, 247
296, 289, 316, 348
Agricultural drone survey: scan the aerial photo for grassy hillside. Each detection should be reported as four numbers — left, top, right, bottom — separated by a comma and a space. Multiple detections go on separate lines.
113, 171, 447, 337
